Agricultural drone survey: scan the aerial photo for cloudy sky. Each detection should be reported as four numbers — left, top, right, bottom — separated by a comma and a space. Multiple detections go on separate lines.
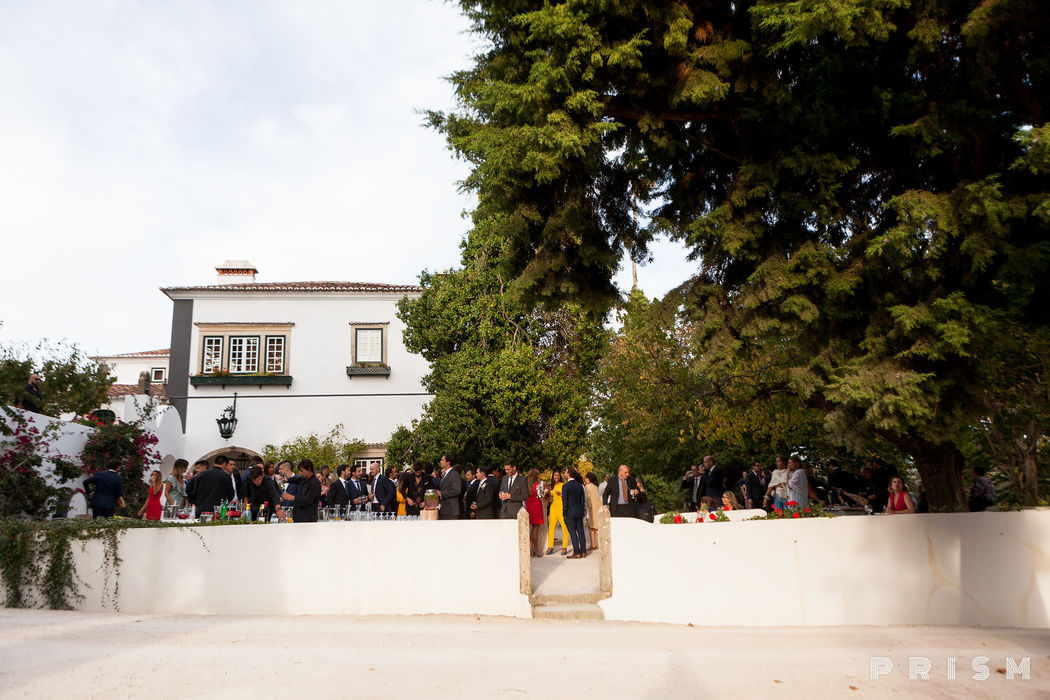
0, 0, 695, 357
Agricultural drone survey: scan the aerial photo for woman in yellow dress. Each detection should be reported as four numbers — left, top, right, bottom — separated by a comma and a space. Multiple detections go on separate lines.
396, 471, 408, 516
545, 470, 568, 555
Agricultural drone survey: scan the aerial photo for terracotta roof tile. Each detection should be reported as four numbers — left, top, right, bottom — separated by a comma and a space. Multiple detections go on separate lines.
107, 383, 169, 401
94, 349, 170, 359
162, 281, 422, 294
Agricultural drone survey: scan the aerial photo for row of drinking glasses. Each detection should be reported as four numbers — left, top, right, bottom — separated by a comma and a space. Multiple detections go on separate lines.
317, 506, 420, 522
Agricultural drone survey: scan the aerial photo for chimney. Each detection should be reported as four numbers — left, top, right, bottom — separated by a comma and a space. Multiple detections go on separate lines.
137, 371, 150, 395
216, 260, 258, 284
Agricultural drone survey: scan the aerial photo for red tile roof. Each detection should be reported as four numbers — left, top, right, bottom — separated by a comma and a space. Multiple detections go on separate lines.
162, 281, 422, 294
94, 349, 170, 359
107, 383, 169, 401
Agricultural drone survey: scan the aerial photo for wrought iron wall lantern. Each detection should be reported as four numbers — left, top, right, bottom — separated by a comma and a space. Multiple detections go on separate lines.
216, 392, 238, 440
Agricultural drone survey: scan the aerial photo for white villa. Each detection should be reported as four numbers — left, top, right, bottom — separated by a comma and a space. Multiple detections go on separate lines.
91, 349, 170, 414
96, 261, 432, 471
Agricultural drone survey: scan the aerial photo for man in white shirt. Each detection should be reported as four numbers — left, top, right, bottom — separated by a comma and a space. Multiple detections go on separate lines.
368, 462, 380, 511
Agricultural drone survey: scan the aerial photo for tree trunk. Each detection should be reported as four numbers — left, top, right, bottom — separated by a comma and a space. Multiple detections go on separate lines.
1019, 429, 1041, 505
907, 438, 967, 511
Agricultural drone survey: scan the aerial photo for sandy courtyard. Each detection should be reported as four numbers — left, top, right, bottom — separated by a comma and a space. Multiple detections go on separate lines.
0, 609, 1047, 699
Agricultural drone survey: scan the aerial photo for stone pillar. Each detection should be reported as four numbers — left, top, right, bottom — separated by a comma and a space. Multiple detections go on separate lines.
598, 506, 612, 594
518, 507, 531, 595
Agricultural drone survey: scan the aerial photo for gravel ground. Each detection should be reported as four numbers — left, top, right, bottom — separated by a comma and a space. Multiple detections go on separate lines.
0, 609, 1048, 699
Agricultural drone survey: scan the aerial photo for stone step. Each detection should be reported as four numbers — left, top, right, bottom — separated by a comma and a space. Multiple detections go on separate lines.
532, 603, 604, 621
529, 591, 607, 606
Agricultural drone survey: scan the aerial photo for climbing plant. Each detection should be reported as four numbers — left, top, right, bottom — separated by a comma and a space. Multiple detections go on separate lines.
0, 518, 227, 610
0, 408, 81, 519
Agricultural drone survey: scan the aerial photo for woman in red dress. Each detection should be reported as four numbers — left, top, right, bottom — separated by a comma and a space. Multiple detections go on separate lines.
884, 476, 916, 515
139, 470, 164, 521
525, 469, 546, 557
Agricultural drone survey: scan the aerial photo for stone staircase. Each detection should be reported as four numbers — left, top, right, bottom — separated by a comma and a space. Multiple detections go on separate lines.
528, 541, 607, 620
523, 512, 612, 621
530, 590, 606, 620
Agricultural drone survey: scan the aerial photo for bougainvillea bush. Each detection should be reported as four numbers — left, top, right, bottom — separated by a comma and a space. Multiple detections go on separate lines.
0, 409, 81, 519
80, 420, 159, 514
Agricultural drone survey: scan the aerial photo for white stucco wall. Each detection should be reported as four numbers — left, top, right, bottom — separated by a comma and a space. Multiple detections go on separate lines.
179, 291, 430, 462
599, 511, 1050, 628
97, 357, 167, 385
65, 520, 531, 618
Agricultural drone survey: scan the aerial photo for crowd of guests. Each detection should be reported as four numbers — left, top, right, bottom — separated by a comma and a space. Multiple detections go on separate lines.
679, 454, 999, 515
679, 453, 922, 514
81, 453, 660, 558
81, 450, 1000, 532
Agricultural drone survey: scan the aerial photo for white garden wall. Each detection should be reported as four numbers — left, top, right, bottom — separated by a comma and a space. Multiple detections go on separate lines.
599, 511, 1050, 628
68, 519, 532, 618
1, 408, 94, 488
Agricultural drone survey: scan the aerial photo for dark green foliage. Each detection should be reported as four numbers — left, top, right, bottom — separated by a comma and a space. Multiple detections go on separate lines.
434, 0, 1050, 509
0, 340, 113, 417
394, 220, 606, 471
262, 424, 365, 470
80, 420, 160, 515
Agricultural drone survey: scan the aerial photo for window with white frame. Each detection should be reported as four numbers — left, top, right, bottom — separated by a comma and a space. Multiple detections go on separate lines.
150, 367, 167, 383
196, 323, 292, 375
228, 336, 260, 373
202, 337, 224, 373
353, 457, 383, 471
355, 328, 383, 363
265, 336, 285, 374
348, 322, 389, 366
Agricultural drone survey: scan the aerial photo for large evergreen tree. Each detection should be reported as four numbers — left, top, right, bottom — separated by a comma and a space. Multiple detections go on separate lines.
392, 220, 605, 470
431, 0, 1050, 509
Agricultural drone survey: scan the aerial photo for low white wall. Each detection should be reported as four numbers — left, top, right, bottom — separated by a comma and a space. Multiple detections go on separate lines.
599, 511, 1050, 628
69, 520, 532, 618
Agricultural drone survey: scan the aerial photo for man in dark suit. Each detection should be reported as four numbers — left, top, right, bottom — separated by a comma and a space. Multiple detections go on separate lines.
680, 464, 705, 511
207, 455, 241, 503
499, 459, 528, 519
744, 461, 767, 510
561, 468, 587, 557
241, 456, 263, 502
602, 464, 639, 518
462, 467, 479, 519
191, 459, 235, 517
328, 463, 352, 512
280, 459, 321, 522
473, 466, 500, 519
345, 465, 368, 511
83, 462, 124, 518
702, 454, 725, 501
437, 455, 463, 519
246, 465, 283, 521
373, 465, 397, 514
